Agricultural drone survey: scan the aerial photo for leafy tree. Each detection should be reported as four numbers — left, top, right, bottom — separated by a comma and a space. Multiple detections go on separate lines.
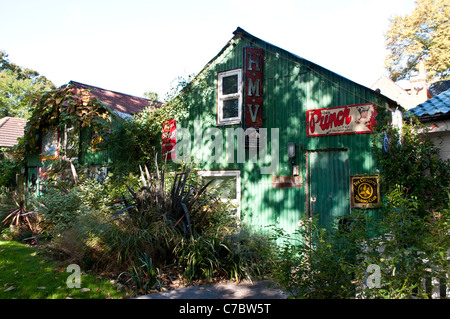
0, 51, 55, 118
384, 0, 450, 82
106, 75, 194, 175
142, 90, 159, 101
374, 118, 450, 215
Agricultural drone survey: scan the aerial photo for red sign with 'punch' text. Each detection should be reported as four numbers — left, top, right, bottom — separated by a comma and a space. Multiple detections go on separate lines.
306, 103, 377, 137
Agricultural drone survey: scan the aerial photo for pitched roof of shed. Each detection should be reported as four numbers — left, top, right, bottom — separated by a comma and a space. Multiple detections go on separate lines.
69, 81, 160, 115
0, 117, 28, 147
193, 27, 400, 109
409, 88, 450, 120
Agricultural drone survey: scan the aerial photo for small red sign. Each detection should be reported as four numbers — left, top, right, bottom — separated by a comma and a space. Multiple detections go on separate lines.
162, 119, 176, 160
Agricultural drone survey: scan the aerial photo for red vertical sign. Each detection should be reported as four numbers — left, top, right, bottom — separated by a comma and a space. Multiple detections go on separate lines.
244, 48, 263, 128
162, 119, 176, 160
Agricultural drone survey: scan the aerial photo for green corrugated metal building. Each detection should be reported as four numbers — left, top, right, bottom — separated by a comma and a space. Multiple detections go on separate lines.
171, 27, 402, 235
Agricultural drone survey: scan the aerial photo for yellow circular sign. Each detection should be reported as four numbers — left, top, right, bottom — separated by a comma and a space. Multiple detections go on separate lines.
357, 183, 373, 199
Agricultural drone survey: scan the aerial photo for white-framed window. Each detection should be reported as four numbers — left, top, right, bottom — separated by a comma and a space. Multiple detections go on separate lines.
197, 170, 241, 219
217, 69, 242, 125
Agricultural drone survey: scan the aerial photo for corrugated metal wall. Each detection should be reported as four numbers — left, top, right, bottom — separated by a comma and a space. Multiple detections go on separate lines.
309, 150, 350, 229
181, 35, 389, 236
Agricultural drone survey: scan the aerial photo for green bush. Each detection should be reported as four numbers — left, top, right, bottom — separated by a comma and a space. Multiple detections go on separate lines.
270, 205, 449, 299
270, 216, 367, 299
222, 225, 276, 281
97, 161, 275, 285
0, 151, 20, 190
38, 187, 84, 236
172, 224, 276, 283
96, 210, 179, 272
373, 120, 450, 215
76, 178, 112, 214
34, 178, 116, 269
270, 120, 450, 299
357, 188, 450, 299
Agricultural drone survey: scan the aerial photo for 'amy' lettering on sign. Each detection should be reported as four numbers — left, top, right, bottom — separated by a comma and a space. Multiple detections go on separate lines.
244, 47, 263, 128
306, 103, 377, 137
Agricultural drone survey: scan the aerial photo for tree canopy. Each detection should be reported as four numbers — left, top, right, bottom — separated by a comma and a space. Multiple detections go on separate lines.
0, 51, 55, 119
384, 0, 450, 82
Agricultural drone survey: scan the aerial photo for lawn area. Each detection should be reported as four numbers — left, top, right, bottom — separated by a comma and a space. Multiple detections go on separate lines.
0, 240, 131, 299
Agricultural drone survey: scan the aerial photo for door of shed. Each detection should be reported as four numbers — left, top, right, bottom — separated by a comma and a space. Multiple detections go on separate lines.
308, 150, 350, 230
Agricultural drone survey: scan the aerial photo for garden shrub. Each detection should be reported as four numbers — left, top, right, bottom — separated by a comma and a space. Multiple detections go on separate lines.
171, 224, 276, 283
96, 209, 179, 272
221, 225, 277, 281
90, 161, 277, 286
38, 187, 85, 236
0, 152, 19, 190
270, 216, 369, 299
374, 120, 449, 215
34, 178, 116, 268
270, 119, 450, 299
358, 187, 450, 299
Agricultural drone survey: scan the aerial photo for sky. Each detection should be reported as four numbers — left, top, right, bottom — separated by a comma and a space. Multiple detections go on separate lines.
1, 0, 418, 101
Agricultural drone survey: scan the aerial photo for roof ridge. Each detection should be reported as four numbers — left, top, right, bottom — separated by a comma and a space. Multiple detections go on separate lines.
0, 117, 9, 129
69, 81, 161, 103
0, 117, 27, 127
231, 27, 400, 108
409, 87, 450, 118
233, 27, 306, 62
0, 117, 27, 147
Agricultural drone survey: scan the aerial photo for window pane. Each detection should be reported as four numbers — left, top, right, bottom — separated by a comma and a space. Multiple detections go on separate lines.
222, 74, 238, 95
222, 99, 239, 119
203, 176, 237, 200
41, 130, 59, 160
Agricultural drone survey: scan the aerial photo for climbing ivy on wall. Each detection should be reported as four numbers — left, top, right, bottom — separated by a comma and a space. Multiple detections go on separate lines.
20, 83, 112, 159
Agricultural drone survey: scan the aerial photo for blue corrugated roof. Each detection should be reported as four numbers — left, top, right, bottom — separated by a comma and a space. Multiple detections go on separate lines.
409, 88, 450, 117
429, 80, 450, 97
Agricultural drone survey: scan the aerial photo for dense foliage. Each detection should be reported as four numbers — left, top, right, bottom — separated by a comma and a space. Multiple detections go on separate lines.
374, 118, 450, 214
21, 83, 111, 158
0, 50, 55, 118
385, 0, 450, 82
21, 161, 274, 294
0, 149, 20, 190
100, 75, 194, 175
270, 118, 450, 299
